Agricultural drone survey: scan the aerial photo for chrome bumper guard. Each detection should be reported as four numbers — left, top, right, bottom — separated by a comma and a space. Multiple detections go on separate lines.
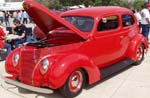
3, 77, 53, 94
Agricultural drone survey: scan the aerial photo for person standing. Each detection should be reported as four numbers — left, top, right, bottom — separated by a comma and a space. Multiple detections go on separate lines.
22, 10, 29, 24
13, 11, 18, 19
17, 10, 23, 23
141, 3, 150, 42
135, 9, 142, 29
4, 11, 10, 27
0, 11, 4, 24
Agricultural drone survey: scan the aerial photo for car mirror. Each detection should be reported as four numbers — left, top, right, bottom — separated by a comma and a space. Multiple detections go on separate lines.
102, 18, 107, 23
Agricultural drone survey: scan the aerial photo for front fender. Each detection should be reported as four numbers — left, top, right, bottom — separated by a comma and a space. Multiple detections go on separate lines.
5, 46, 36, 76
126, 34, 148, 61
48, 53, 100, 89
5, 47, 21, 75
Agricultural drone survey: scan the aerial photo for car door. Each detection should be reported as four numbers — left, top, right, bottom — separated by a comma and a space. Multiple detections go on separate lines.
120, 13, 136, 53
91, 14, 126, 68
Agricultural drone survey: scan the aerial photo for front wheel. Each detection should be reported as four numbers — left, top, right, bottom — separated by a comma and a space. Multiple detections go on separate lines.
134, 44, 145, 65
59, 69, 85, 98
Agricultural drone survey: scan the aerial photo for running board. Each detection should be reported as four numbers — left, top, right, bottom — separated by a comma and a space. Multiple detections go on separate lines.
100, 58, 134, 79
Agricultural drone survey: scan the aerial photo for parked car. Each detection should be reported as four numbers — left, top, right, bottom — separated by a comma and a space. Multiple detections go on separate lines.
0, 37, 4, 49
0, 27, 6, 61
0, 36, 4, 61
0, 27, 5, 49
4, 0, 148, 98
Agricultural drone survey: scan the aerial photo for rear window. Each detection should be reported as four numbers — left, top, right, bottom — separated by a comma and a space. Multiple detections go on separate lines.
122, 14, 134, 27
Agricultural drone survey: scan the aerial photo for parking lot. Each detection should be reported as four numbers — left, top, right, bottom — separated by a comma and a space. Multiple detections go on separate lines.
0, 49, 150, 98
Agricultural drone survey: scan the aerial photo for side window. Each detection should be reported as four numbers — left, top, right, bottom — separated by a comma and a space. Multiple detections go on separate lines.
122, 14, 134, 27
97, 16, 119, 32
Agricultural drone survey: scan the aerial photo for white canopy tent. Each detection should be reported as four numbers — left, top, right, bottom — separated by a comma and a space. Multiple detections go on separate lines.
0, 2, 23, 11
0, 0, 5, 3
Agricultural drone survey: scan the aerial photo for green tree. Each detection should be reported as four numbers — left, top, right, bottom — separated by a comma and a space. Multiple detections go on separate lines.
59, 0, 95, 7
94, 0, 122, 6
131, 0, 144, 9
95, 0, 144, 9
35, 0, 145, 10
35, 0, 62, 9
50, 0, 62, 9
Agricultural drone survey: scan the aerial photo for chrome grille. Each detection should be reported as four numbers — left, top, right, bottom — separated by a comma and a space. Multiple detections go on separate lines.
19, 50, 40, 85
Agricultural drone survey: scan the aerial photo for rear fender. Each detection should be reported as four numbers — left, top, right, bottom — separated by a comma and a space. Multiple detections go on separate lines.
126, 34, 148, 61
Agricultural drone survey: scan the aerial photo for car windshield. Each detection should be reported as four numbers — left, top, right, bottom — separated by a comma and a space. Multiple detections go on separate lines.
63, 16, 94, 32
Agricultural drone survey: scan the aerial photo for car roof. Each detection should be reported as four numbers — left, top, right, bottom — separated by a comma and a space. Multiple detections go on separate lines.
61, 6, 132, 17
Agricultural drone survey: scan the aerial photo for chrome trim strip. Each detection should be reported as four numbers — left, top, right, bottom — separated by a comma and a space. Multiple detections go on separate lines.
2, 77, 53, 94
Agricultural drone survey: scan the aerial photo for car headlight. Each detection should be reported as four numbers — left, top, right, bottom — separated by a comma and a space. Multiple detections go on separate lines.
40, 58, 50, 74
12, 53, 20, 67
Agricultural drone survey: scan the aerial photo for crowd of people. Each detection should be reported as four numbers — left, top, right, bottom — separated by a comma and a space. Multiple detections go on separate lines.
133, 2, 150, 42
0, 18, 29, 55
0, 10, 34, 58
0, 10, 31, 27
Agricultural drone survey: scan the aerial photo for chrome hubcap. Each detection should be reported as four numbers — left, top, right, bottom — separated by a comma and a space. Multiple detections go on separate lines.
69, 71, 83, 93
136, 46, 144, 61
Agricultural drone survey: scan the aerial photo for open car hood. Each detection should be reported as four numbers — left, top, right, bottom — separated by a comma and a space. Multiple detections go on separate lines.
23, 0, 87, 39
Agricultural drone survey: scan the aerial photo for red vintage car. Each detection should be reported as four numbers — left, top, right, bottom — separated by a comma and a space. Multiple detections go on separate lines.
0, 37, 4, 49
0, 27, 5, 61
0, 27, 5, 49
4, 0, 148, 98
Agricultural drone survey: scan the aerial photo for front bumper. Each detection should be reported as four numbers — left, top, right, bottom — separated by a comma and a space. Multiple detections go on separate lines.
2, 77, 53, 94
